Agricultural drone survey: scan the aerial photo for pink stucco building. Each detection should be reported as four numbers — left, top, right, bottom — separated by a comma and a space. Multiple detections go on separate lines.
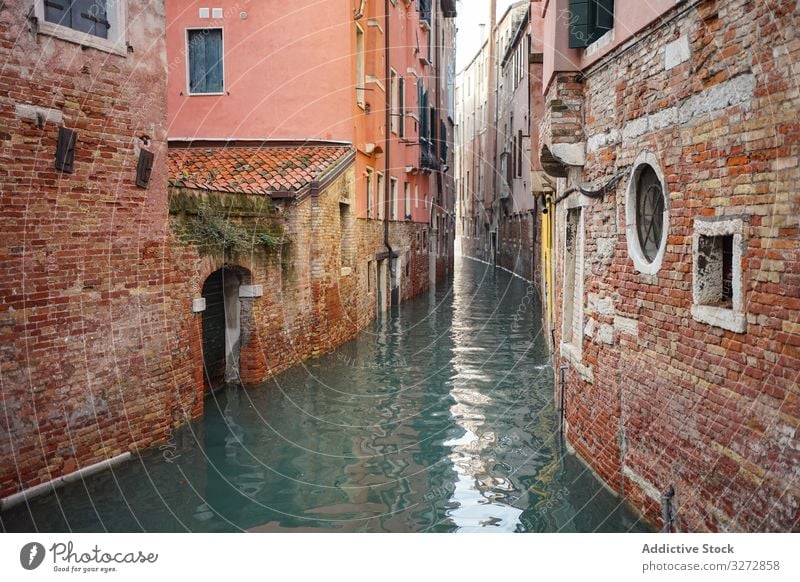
166, 0, 457, 253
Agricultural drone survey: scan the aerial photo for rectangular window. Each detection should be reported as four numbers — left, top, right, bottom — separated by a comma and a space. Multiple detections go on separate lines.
390, 178, 398, 221
404, 182, 410, 220
696, 235, 734, 308
398, 76, 405, 138
45, 0, 109, 39
391, 70, 399, 135
187, 28, 224, 94
415, 185, 419, 209
562, 208, 584, 352
356, 25, 365, 107
568, 0, 615, 48
691, 218, 745, 333
365, 167, 374, 219
35, 0, 126, 54
377, 172, 384, 220
517, 130, 523, 178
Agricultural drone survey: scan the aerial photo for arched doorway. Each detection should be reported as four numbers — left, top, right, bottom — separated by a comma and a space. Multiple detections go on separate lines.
201, 266, 251, 392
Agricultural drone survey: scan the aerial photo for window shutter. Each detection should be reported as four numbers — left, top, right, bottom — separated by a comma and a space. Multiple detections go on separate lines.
136, 149, 154, 188
72, 0, 109, 39
440, 120, 447, 162
188, 29, 224, 94
430, 105, 437, 144
204, 29, 224, 93
595, 0, 615, 33
44, 0, 70, 28
55, 127, 77, 173
188, 31, 207, 93
568, 0, 592, 48
398, 76, 405, 138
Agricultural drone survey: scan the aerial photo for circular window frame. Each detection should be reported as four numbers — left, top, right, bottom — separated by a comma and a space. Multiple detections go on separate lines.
625, 152, 669, 275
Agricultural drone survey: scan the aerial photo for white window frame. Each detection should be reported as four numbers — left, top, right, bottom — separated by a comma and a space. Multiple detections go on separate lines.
365, 166, 375, 219
186, 27, 226, 96
390, 69, 399, 135
625, 151, 669, 275
390, 177, 399, 221
691, 217, 746, 333
376, 172, 384, 220
561, 203, 585, 365
356, 24, 366, 109
34, 0, 128, 56
404, 182, 410, 220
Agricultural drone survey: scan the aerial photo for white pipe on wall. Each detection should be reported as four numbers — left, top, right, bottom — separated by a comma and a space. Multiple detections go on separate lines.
0, 452, 132, 511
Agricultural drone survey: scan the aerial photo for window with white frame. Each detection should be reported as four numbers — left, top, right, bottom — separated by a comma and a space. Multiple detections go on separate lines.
625, 152, 669, 275
691, 217, 746, 333
365, 167, 374, 219
562, 207, 584, 359
404, 182, 410, 220
35, 0, 127, 55
376, 172, 384, 220
391, 70, 399, 135
398, 76, 405, 138
390, 177, 398, 221
356, 25, 365, 108
187, 28, 224, 94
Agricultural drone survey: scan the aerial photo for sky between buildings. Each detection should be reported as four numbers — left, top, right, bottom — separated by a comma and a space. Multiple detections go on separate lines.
456, 0, 519, 71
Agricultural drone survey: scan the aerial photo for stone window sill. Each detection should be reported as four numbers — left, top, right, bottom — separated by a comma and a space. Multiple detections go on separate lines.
560, 341, 594, 383
37, 21, 127, 57
585, 28, 614, 58
691, 304, 746, 334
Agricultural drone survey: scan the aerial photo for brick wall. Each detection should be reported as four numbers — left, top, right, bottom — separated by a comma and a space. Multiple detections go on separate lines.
0, 2, 440, 501
0, 2, 198, 498
497, 212, 536, 282
166, 163, 434, 398
547, 0, 799, 531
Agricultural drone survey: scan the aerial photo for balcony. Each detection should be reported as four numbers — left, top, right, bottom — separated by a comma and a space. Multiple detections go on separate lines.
420, 138, 438, 171
419, 0, 431, 28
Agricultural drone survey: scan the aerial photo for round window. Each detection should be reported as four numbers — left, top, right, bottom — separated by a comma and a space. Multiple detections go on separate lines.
635, 165, 665, 263
625, 152, 669, 275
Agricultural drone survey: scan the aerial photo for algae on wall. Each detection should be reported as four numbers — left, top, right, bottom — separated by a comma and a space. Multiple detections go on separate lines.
169, 187, 288, 258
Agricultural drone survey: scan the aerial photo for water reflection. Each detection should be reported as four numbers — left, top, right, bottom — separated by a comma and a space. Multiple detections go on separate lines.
1, 258, 650, 533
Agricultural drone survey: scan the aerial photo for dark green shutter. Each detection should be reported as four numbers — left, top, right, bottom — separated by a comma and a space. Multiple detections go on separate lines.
595, 0, 614, 33
569, 0, 614, 48
568, 0, 592, 48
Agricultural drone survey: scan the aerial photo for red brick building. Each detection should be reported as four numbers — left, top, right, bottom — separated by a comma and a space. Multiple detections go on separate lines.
0, 1, 193, 501
165, 141, 434, 395
537, 0, 799, 531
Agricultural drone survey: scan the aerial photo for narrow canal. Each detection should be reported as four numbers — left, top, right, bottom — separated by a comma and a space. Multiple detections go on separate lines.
1, 257, 649, 533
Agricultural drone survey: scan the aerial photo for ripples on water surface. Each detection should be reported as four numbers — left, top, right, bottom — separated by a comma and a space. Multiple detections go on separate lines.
1, 258, 650, 533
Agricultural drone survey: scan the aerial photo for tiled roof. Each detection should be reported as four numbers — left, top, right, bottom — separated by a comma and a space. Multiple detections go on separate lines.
168, 144, 353, 196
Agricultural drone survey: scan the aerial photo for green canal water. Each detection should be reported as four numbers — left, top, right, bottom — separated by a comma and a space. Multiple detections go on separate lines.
1, 257, 650, 533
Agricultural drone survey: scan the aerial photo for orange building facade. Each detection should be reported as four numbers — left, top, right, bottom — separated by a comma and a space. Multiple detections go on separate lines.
167, 0, 457, 280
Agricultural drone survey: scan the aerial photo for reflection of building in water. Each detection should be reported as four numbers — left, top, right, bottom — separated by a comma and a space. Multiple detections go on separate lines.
445, 280, 524, 532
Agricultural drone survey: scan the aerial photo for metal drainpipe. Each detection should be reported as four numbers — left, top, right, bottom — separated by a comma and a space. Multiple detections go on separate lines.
558, 365, 567, 440
661, 485, 676, 532
383, 0, 394, 271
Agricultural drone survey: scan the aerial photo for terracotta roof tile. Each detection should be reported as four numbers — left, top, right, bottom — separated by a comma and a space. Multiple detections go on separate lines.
168, 145, 353, 195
